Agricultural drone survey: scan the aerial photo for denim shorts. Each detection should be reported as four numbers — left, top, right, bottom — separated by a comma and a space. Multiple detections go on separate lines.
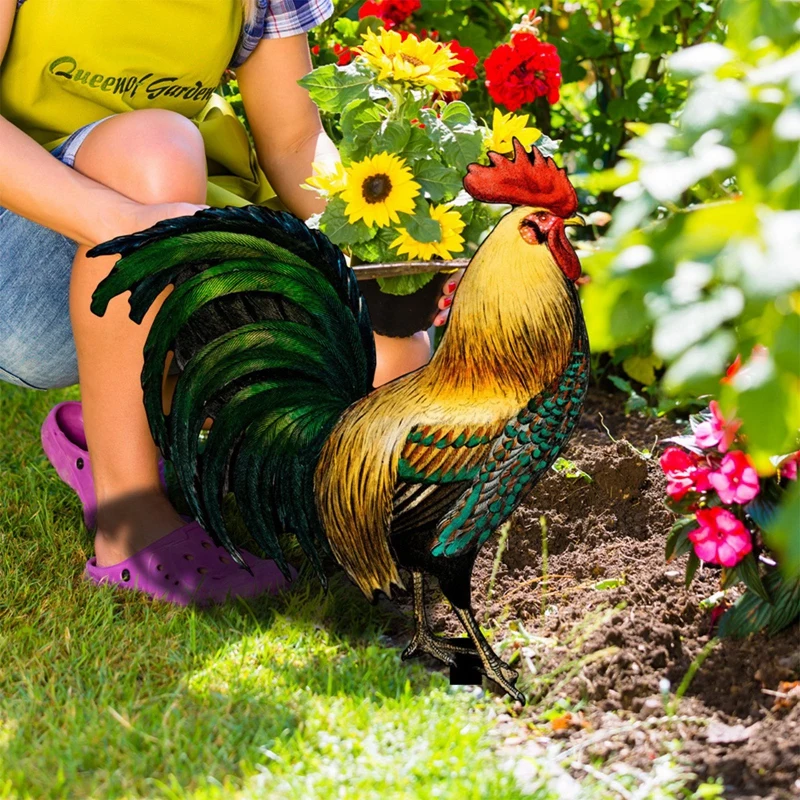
0, 116, 183, 390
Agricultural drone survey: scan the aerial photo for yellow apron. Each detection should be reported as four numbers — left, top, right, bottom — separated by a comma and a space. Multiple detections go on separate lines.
0, 0, 275, 207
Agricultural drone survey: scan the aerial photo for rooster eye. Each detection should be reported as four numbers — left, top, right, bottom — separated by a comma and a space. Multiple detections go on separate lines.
537, 212, 549, 221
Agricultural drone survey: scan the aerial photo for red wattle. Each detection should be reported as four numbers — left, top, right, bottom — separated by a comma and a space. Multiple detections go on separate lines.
547, 221, 581, 281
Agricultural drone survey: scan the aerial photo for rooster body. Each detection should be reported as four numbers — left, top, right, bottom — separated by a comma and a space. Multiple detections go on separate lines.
89, 143, 589, 701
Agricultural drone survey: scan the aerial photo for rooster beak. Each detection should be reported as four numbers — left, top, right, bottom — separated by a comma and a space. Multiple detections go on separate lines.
563, 215, 585, 227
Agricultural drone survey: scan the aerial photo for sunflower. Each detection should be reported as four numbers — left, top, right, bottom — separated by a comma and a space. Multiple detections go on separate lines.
484, 108, 542, 155
391, 203, 466, 261
341, 152, 420, 229
303, 160, 348, 196
357, 28, 462, 93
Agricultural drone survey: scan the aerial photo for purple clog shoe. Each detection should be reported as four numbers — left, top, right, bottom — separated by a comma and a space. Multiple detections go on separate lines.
85, 520, 289, 606
42, 401, 297, 604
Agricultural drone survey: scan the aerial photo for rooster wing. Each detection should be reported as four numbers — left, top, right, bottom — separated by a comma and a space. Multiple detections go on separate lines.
391, 346, 589, 568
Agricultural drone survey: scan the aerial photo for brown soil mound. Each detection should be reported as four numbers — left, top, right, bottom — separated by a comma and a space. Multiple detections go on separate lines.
395, 388, 800, 799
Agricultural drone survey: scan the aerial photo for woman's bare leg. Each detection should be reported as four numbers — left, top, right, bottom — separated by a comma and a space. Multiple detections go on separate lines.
372, 332, 431, 387
369, 274, 461, 387
69, 109, 208, 567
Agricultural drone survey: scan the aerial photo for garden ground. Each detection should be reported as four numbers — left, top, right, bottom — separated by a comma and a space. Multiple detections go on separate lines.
414, 387, 800, 800
0, 381, 797, 799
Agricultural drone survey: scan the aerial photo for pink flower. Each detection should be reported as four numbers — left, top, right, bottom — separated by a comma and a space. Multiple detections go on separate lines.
693, 400, 742, 453
777, 452, 799, 481
689, 508, 752, 567
708, 451, 760, 504
660, 447, 713, 500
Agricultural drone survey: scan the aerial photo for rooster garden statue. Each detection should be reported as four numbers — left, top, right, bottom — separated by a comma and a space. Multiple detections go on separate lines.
87, 140, 590, 703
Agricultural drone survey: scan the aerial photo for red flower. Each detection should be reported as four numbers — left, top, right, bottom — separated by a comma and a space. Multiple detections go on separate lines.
693, 400, 741, 453
444, 39, 479, 81
333, 43, 353, 66
660, 447, 713, 500
720, 353, 742, 385
484, 32, 562, 111
311, 44, 320, 56
708, 451, 760, 505
358, 0, 420, 28
689, 508, 752, 567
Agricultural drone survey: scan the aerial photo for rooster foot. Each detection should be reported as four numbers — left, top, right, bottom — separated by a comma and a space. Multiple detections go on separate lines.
491, 660, 520, 687
451, 605, 526, 704
401, 628, 476, 666
482, 661, 525, 705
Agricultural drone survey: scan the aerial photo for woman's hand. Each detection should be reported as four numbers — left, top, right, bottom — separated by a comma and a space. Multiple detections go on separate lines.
94, 200, 209, 246
433, 270, 465, 327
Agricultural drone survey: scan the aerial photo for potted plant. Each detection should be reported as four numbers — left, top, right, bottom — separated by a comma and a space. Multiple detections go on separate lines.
300, 26, 555, 337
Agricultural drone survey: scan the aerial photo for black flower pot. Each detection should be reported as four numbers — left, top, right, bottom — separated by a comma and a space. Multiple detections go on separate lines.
357, 271, 450, 339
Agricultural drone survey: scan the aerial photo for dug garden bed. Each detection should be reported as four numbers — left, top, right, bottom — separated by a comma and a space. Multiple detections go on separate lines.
389, 387, 799, 800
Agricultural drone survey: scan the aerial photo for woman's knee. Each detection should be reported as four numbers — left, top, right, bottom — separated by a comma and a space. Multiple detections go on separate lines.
73, 109, 207, 205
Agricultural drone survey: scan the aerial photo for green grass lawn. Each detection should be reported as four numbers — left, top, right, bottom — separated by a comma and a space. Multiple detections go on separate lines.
0, 383, 717, 799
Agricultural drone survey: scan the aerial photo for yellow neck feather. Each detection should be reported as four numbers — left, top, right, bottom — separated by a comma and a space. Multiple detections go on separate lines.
428, 206, 576, 398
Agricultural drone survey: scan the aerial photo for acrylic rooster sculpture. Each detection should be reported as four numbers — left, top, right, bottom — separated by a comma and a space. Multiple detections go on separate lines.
88, 140, 590, 702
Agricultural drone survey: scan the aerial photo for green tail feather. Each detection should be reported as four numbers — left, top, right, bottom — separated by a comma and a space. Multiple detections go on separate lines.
169, 321, 349, 498
87, 207, 374, 584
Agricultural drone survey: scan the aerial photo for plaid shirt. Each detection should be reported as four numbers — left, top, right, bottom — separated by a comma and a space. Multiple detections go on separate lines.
232, 0, 333, 66
14, 0, 332, 68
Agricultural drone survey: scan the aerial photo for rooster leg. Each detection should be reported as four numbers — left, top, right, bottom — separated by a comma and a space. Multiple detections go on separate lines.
401, 572, 477, 665
452, 606, 525, 704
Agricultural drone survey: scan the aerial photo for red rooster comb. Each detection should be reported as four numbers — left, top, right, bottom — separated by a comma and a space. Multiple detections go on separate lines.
463, 139, 578, 218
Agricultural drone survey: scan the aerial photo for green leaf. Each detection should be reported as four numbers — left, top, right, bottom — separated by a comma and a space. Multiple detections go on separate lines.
356, 15, 384, 36
320, 198, 375, 246
298, 61, 374, 114
668, 42, 734, 79
607, 97, 638, 121
653, 288, 745, 362
735, 552, 772, 605
339, 100, 384, 160
351, 228, 398, 264
608, 374, 634, 395
763, 479, 800, 579
399, 202, 441, 244
685, 550, 701, 587
666, 516, 698, 561
718, 571, 800, 638
551, 457, 593, 482
623, 353, 663, 385
744, 479, 783, 531
333, 17, 359, 39
532, 133, 560, 158
593, 577, 627, 590
414, 160, 463, 202
405, 125, 434, 158
420, 109, 483, 173
371, 120, 411, 156
662, 330, 736, 395
775, 313, 800, 377
376, 271, 438, 296
461, 202, 498, 250
440, 101, 474, 128
737, 369, 799, 468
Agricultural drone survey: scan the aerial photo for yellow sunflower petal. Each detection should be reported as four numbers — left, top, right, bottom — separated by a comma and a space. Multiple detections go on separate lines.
486, 108, 542, 155
357, 28, 462, 93
303, 160, 348, 195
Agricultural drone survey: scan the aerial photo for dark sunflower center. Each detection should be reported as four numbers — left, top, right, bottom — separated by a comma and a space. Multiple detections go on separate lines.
362, 173, 392, 204
402, 54, 424, 67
